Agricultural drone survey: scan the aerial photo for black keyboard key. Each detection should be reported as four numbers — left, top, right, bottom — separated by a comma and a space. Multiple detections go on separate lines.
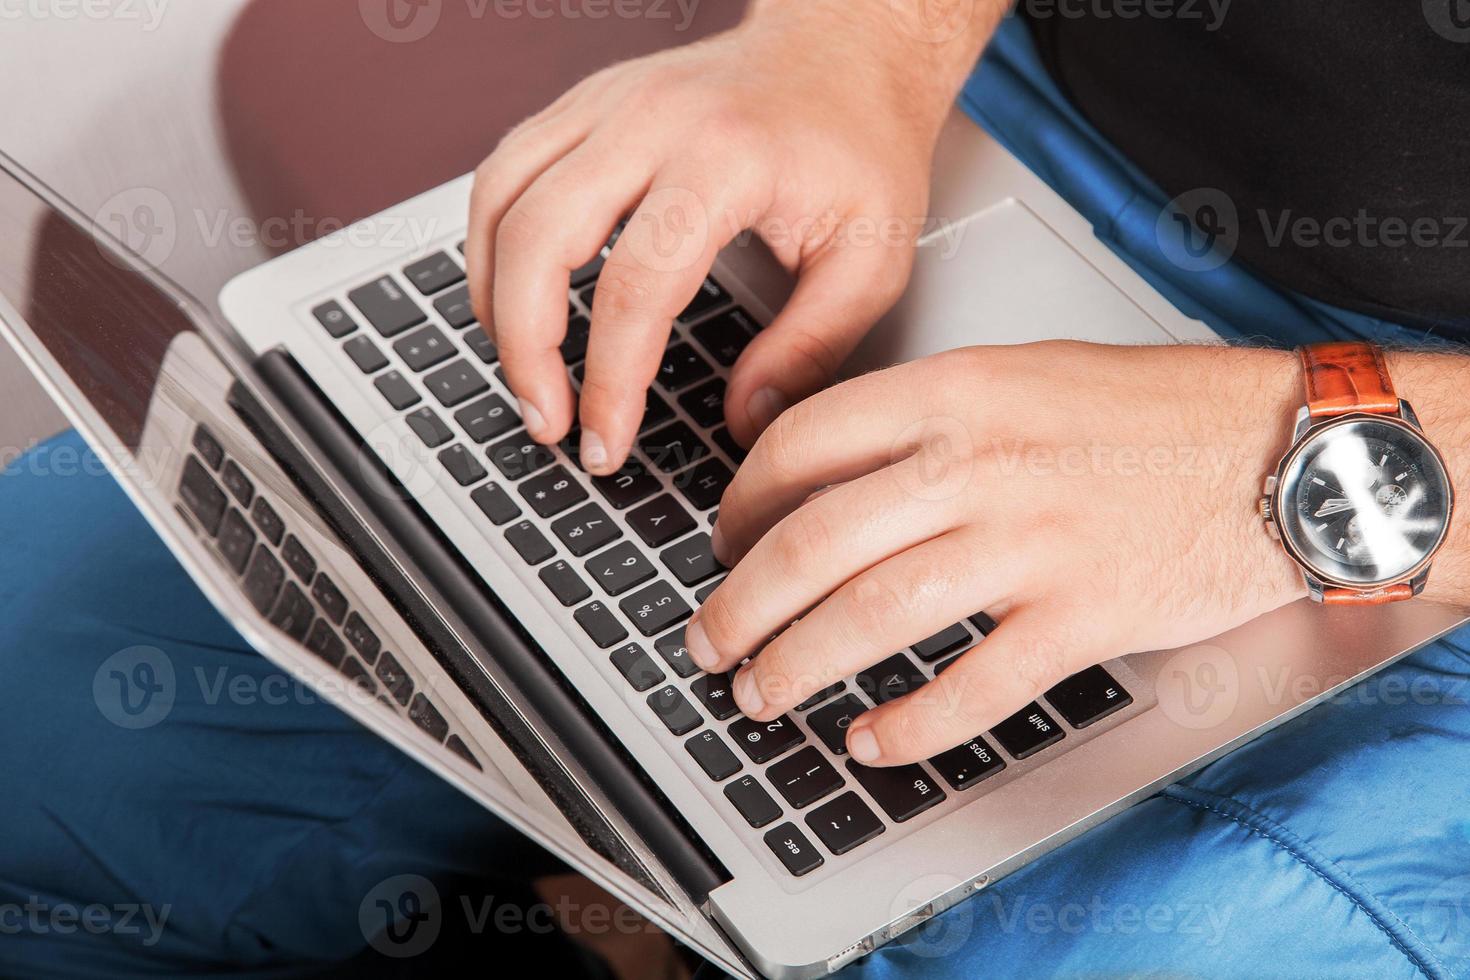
446, 735, 481, 770
393, 324, 454, 372
655, 344, 714, 392
454, 394, 519, 443
305, 619, 346, 667
340, 655, 378, 696
930, 737, 1006, 791
470, 482, 521, 525
1046, 666, 1133, 729
242, 545, 286, 615
620, 581, 692, 637
220, 460, 255, 507
464, 326, 499, 364
711, 426, 748, 463
192, 426, 225, 470
403, 251, 464, 295
726, 775, 782, 828
438, 444, 488, 486
343, 611, 381, 663
375, 651, 414, 707
433, 284, 476, 328
694, 577, 724, 604
609, 642, 665, 692
374, 370, 421, 410
935, 654, 963, 675
855, 653, 927, 706
678, 379, 726, 428
179, 456, 227, 535
423, 360, 489, 407
216, 508, 256, 575
268, 582, 314, 642
806, 792, 884, 856
539, 559, 592, 607
912, 623, 972, 663
312, 299, 357, 338
250, 497, 285, 546
281, 534, 317, 583
653, 625, 700, 679
646, 684, 701, 736
408, 693, 449, 741
593, 460, 661, 510
349, 276, 425, 337
311, 573, 349, 626
634, 392, 675, 436
989, 703, 1065, 760
488, 431, 556, 480
729, 714, 804, 764
845, 760, 947, 822
969, 612, 998, 634
628, 494, 697, 548
796, 683, 846, 711
691, 671, 739, 720
519, 465, 588, 518
768, 746, 844, 809
639, 421, 709, 473
691, 307, 757, 366
574, 600, 628, 648
660, 533, 722, 586
569, 252, 605, 288
808, 694, 869, 755
344, 334, 389, 373
405, 406, 454, 448
685, 729, 742, 781
551, 502, 620, 556
677, 278, 730, 323
505, 520, 555, 565
561, 315, 591, 364
764, 823, 824, 877
674, 459, 731, 512
585, 541, 656, 595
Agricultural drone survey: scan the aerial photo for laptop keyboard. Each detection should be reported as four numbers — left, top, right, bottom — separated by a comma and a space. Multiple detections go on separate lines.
177, 425, 482, 771
291, 239, 1136, 879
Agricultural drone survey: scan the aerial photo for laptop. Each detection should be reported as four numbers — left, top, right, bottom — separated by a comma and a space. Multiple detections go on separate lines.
1, 108, 1463, 978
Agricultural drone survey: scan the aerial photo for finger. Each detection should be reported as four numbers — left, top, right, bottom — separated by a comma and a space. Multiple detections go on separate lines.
845, 608, 1096, 766
713, 357, 980, 563
723, 238, 914, 447
492, 138, 656, 443
577, 177, 747, 475
466, 107, 598, 339
730, 527, 1023, 720
686, 453, 965, 674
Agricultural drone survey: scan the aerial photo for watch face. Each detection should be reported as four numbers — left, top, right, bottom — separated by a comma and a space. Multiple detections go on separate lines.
1277, 416, 1452, 588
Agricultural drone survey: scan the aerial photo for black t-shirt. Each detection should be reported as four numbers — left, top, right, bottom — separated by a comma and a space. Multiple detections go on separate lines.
1028, 1, 1470, 330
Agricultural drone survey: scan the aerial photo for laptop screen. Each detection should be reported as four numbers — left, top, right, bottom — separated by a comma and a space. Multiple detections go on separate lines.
0, 156, 197, 452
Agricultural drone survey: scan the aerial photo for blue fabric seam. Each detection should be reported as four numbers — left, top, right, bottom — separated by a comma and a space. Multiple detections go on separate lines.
1161, 784, 1448, 979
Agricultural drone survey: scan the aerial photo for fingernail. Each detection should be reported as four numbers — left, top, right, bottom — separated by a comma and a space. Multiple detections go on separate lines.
580, 429, 609, 472
710, 523, 730, 565
848, 727, 880, 763
685, 618, 719, 671
518, 398, 547, 440
747, 387, 791, 432
733, 666, 765, 716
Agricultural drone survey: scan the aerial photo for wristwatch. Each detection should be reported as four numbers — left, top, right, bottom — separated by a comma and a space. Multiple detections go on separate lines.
1260, 341, 1454, 604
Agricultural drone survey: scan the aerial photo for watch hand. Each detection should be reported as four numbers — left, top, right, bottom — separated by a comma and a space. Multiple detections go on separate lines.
1314, 498, 1356, 518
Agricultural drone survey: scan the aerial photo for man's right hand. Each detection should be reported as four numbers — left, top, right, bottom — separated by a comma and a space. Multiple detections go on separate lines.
464, 0, 1003, 475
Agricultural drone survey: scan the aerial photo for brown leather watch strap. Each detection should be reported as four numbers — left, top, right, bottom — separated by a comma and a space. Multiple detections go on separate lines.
1299, 342, 1399, 417
1321, 583, 1414, 606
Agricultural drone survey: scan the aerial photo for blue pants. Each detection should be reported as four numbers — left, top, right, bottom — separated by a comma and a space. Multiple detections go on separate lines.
5, 18, 1470, 979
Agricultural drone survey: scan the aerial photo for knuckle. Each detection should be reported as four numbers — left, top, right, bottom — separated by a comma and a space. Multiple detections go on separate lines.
773, 506, 833, 569
841, 573, 907, 639
780, 328, 844, 382
1009, 627, 1076, 699
494, 202, 543, 256
591, 259, 663, 325
754, 399, 817, 481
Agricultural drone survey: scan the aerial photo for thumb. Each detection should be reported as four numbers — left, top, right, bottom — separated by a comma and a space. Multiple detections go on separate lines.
724, 241, 913, 446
